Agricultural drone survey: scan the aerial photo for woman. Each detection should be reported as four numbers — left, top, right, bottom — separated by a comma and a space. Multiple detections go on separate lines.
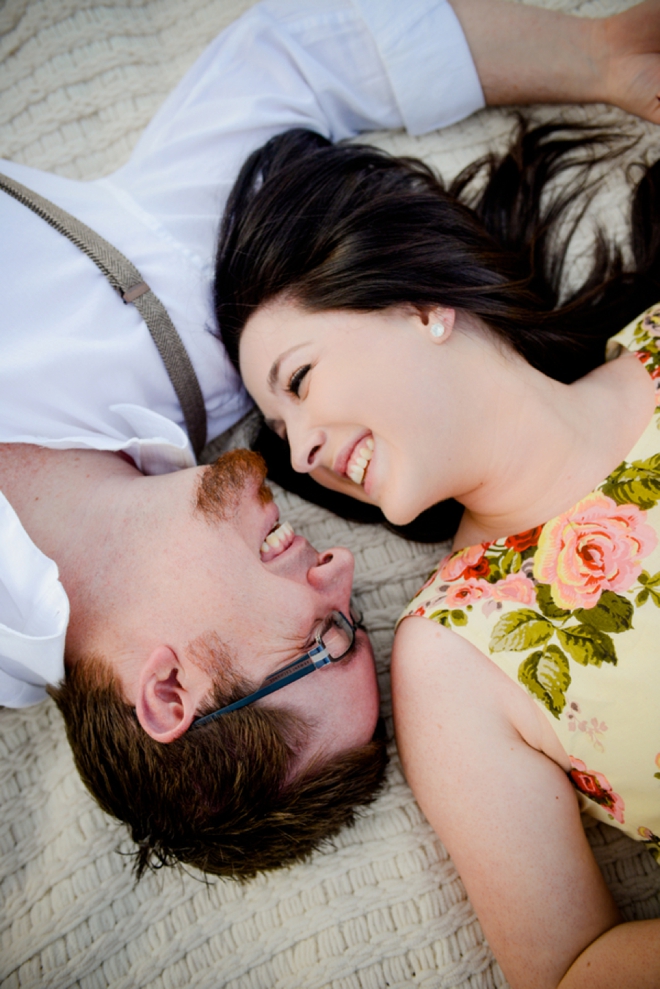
214, 123, 660, 985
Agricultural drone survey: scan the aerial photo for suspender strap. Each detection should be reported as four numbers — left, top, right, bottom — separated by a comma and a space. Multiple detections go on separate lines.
0, 172, 207, 457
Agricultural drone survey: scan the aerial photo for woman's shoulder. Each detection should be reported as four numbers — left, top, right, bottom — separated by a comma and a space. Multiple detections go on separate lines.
608, 302, 660, 407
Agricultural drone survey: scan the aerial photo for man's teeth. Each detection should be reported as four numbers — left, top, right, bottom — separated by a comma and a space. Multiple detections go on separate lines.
261, 521, 294, 555
347, 437, 374, 486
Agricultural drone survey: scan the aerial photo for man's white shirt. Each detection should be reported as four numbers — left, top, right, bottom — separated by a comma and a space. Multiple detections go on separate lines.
0, 0, 483, 705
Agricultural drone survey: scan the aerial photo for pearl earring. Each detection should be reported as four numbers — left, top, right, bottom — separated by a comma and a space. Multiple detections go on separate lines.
430, 321, 445, 340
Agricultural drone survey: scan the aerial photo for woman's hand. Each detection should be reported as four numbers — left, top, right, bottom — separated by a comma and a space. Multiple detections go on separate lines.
450, 0, 660, 124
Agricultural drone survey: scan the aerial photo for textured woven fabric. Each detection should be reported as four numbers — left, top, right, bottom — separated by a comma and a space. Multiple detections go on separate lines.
1, 2, 659, 988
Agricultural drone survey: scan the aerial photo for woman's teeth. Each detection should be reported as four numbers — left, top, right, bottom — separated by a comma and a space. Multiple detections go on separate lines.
261, 520, 294, 555
346, 437, 374, 486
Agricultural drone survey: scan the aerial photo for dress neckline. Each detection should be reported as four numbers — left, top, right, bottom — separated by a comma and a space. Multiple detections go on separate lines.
448, 304, 660, 560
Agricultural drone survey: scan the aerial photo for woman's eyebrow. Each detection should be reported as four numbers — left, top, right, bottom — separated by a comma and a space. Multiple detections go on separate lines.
268, 344, 308, 392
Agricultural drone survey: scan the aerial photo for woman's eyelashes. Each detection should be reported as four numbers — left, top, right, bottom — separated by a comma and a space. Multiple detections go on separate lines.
287, 364, 311, 398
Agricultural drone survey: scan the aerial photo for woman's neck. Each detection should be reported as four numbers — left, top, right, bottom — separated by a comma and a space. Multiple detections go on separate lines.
452, 349, 656, 550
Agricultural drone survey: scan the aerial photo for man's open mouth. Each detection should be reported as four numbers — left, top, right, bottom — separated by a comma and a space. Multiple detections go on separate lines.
260, 520, 295, 561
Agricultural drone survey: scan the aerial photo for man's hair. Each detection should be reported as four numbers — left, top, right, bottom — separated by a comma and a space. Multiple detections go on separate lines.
49, 655, 388, 880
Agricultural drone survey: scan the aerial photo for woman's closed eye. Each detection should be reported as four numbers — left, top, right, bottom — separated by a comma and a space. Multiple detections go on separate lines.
287, 364, 311, 398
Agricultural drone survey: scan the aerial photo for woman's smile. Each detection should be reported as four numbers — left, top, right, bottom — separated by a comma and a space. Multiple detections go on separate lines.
239, 300, 459, 525
345, 434, 375, 487
334, 430, 375, 488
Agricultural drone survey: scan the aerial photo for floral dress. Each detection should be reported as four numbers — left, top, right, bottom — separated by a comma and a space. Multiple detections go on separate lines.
399, 303, 660, 859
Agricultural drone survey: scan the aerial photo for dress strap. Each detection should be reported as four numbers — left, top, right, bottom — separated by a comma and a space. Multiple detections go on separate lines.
0, 171, 207, 458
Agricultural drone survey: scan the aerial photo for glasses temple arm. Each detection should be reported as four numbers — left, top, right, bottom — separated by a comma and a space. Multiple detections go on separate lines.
191, 645, 331, 728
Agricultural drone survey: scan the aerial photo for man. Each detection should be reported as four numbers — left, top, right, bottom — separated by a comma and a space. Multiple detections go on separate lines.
1, 0, 659, 874
0, 441, 386, 877
2, 0, 660, 706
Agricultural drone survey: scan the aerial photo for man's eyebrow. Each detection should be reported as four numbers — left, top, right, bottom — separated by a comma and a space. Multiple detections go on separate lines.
268, 344, 307, 393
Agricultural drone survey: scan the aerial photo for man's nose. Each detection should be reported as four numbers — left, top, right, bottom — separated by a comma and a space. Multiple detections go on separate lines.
289, 422, 326, 474
307, 546, 355, 592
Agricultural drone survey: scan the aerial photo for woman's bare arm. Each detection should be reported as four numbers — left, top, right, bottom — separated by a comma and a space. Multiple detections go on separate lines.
392, 616, 660, 989
450, 0, 660, 124
559, 920, 660, 988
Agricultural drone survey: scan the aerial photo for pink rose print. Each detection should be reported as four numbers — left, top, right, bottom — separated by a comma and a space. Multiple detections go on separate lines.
445, 578, 491, 608
568, 757, 625, 824
533, 491, 657, 610
504, 526, 543, 552
464, 557, 491, 579
490, 572, 536, 605
440, 544, 488, 581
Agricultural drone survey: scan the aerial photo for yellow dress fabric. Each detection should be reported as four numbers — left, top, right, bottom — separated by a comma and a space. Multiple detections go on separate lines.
399, 303, 660, 857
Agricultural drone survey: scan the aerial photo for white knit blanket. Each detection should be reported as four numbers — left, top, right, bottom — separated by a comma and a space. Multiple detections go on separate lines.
1, 2, 659, 987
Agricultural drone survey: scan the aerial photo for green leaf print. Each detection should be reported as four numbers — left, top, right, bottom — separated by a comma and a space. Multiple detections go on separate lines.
490, 610, 554, 652
637, 571, 660, 609
601, 454, 660, 509
500, 548, 522, 575
638, 570, 660, 587
429, 609, 451, 627
557, 625, 618, 666
574, 591, 634, 633
428, 608, 467, 628
518, 645, 571, 718
535, 583, 571, 620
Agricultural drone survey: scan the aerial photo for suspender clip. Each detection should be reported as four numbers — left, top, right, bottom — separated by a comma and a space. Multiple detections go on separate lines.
123, 282, 150, 303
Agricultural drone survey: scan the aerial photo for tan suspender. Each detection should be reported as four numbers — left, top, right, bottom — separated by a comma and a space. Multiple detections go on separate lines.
0, 172, 208, 458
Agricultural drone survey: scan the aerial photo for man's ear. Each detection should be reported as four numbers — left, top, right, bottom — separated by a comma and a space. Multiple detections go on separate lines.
135, 645, 208, 743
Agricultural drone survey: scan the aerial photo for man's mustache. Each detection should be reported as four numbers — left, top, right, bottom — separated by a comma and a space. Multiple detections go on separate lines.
196, 448, 272, 521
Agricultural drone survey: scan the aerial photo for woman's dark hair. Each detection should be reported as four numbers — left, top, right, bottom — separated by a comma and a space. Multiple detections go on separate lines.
214, 120, 660, 541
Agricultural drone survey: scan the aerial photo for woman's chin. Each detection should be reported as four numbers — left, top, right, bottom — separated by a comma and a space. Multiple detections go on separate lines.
310, 466, 378, 506
308, 466, 431, 528
378, 491, 422, 527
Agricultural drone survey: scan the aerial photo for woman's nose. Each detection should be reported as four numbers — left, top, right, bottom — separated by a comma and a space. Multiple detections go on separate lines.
289, 425, 326, 474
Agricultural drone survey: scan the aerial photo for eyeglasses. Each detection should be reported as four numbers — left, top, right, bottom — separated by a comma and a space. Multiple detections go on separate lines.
191, 609, 361, 728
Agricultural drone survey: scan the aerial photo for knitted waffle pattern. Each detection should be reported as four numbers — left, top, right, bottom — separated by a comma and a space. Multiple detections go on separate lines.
1, 1, 659, 987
